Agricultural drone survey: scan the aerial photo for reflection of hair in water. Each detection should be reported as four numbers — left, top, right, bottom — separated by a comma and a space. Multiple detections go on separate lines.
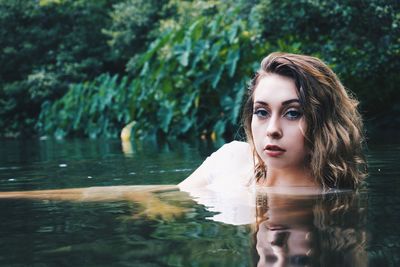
255, 191, 368, 267
312, 192, 368, 267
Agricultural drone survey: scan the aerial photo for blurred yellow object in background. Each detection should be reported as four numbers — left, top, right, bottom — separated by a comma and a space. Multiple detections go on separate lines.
120, 121, 136, 142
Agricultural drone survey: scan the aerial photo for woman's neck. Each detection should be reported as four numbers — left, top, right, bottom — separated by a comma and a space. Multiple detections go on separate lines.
258, 167, 318, 188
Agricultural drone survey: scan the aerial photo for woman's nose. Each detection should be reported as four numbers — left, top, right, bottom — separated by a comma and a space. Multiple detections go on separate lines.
266, 116, 282, 139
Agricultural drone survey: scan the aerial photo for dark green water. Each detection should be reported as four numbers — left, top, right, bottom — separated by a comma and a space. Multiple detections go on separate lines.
0, 137, 399, 266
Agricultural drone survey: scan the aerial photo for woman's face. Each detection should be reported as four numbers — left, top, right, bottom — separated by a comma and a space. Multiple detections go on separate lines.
251, 74, 308, 172
256, 221, 312, 267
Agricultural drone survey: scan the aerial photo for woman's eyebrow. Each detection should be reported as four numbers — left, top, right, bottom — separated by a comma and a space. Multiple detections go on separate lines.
282, 99, 300, 106
254, 101, 268, 106
254, 99, 300, 106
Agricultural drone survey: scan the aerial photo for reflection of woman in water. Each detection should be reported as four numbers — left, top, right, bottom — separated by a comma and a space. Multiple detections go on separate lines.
255, 191, 368, 267
0, 53, 367, 217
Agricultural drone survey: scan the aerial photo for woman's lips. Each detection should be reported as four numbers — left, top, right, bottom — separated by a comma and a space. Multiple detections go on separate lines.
264, 145, 286, 157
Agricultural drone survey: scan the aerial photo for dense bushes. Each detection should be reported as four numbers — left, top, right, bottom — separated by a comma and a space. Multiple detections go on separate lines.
0, 0, 118, 136
38, 74, 132, 138
39, 2, 269, 139
103, 0, 168, 65
1, 0, 399, 138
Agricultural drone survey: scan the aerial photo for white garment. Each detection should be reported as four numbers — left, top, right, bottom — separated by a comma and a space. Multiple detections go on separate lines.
201, 141, 255, 190
183, 141, 257, 225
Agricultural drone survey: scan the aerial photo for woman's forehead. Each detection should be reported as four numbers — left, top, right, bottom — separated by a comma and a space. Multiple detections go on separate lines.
254, 74, 299, 104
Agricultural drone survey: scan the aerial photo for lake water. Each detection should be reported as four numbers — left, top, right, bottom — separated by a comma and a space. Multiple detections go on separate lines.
0, 137, 399, 266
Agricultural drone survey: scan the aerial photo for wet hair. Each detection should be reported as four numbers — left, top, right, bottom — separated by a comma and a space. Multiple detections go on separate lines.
243, 52, 367, 189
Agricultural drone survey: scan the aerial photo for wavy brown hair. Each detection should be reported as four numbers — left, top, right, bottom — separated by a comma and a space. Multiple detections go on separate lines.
243, 52, 367, 189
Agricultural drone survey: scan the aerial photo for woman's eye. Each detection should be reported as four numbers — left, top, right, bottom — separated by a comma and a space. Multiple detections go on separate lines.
285, 109, 302, 120
253, 108, 269, 118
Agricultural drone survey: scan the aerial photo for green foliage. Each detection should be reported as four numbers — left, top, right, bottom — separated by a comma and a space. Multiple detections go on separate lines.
0, 0, 117, 137
39, 2, 272, 139
2, 0, 399, 138
130, 1, 268, 140
38, 74, 132, 139
103, 0, 168, 64
0, 71, 63, 136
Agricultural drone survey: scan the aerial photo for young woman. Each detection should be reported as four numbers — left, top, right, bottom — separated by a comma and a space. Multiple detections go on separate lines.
179, 52, 366, 192
0, 52, 366, 219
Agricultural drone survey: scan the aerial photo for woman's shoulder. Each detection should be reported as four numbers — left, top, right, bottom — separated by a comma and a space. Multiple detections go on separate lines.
222, 140, 251, 149
179, 141, 254, 191
212, 140, 251, 158
204, 141, 254, 188
205, 141, 252, 168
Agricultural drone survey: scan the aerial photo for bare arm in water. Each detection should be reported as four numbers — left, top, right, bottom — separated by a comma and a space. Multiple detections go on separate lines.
0, 185, 176, 201
0, 185, 189, 220
0, 141, 253, 220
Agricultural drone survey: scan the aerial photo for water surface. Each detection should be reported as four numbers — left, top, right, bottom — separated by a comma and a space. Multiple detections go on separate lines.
0, 137, 399, 266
